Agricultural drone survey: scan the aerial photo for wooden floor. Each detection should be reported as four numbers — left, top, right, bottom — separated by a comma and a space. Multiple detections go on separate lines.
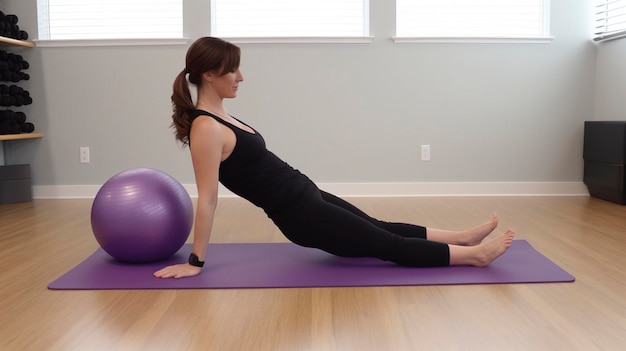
1, 196, 626, 351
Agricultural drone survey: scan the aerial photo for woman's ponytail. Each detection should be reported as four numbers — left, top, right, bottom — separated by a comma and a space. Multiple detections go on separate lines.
170, 70, 195, 146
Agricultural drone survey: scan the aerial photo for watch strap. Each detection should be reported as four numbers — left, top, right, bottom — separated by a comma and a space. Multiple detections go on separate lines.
188, 253, 205, 267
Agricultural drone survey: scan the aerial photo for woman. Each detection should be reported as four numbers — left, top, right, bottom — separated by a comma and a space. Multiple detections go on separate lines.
155, 37, 515, 279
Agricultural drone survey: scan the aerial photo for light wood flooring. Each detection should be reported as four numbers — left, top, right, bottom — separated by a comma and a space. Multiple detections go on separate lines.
1, 196, 626, 351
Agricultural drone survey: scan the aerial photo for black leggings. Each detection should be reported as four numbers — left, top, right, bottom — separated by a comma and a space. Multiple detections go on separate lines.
274, 190, 450, 267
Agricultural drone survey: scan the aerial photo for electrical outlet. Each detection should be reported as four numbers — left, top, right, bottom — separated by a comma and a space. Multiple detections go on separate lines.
80, 147, 90, 164
420, 145, 431, 161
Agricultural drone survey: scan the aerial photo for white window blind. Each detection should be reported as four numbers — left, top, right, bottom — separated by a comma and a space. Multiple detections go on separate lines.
212, 0, 368, 37
594, 0, 626, 42
37, 0, 183, 40
396, 0, 549, 39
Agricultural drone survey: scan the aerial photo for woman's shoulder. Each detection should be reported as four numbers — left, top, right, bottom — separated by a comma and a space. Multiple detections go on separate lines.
191, 114, 224, 134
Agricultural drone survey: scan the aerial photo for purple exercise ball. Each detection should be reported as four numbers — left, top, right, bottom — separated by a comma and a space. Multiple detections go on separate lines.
91, 168, 193, 263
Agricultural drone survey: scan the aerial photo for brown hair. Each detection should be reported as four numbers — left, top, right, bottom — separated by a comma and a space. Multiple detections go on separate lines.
170, 37, 241, 146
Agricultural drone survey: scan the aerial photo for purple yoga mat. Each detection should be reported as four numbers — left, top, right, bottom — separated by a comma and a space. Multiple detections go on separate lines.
48, 240, 574, 290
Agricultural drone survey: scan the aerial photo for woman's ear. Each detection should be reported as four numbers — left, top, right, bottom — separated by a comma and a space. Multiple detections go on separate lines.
202, 71, 215, 82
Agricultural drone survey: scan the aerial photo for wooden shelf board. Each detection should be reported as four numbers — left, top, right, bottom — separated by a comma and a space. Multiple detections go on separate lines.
0, 133, 44, 141
0, 36, 35, 48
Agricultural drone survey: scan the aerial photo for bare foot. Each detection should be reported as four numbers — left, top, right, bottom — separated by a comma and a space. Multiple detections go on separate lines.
473, 228, 515, 267
460, 212, 499, 246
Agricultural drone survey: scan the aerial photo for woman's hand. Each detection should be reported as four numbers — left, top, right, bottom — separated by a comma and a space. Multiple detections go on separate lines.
154, 263, 202, 279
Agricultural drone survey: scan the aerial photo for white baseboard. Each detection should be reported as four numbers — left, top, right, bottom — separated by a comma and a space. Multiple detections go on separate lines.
32, 182, 589, 199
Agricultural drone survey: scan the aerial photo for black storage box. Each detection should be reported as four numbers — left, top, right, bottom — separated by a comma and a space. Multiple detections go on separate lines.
583, 121, 626, 204
0, 164, 32, 204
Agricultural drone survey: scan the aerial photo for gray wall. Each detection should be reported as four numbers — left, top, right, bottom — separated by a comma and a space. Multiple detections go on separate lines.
595, 38, 626, 121
3, 0, 596, 187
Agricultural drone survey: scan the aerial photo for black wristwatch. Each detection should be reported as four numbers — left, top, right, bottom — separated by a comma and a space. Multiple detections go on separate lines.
188, 253, 205, 267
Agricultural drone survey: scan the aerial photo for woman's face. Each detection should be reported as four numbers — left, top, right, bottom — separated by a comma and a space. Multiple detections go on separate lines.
211, 68, 244, 99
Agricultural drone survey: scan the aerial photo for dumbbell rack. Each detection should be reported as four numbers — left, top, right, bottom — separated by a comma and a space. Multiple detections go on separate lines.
0, 35, 40, 141
0, 35, 40, 204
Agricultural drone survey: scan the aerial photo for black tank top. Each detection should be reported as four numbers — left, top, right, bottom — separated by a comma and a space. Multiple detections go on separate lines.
189, 110, 317, 221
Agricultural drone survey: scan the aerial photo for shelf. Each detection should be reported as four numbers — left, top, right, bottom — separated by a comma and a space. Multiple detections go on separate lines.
0, 133, 43, 141
0, 36, 35, 48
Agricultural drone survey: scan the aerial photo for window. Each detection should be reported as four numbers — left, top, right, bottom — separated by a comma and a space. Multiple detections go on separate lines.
395, 0, 550, 42
594, 0, 626, 42
37, 0, 183, 41
211, 0, 369, 39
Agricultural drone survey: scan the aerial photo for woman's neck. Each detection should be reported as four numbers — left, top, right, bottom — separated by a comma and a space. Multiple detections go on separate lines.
196, 95, 228, 119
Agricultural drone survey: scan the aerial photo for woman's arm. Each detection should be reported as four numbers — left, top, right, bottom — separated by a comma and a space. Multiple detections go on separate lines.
154, 118, 225, 279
